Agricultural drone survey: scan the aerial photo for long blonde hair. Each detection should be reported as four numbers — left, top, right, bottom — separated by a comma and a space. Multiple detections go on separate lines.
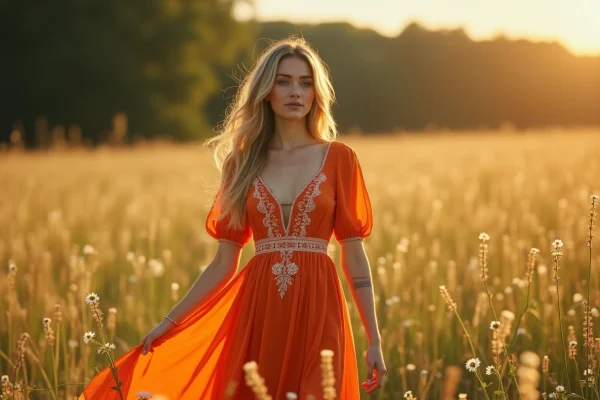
203, 36, 338, 230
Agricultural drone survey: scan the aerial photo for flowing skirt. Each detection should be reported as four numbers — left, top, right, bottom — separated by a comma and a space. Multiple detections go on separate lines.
79, 252, 360, 399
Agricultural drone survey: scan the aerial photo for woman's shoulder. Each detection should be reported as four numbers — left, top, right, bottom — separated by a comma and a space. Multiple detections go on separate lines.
330, 140, 358, 162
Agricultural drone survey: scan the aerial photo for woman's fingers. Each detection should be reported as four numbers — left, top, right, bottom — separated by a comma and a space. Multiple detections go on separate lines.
375, 363, 387, 387
362, 364, 387, 393
365, 361, 375, 384
141, 335, 153, 355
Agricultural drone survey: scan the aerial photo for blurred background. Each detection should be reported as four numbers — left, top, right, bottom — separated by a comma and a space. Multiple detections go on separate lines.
1, 1, 600, 399
0, 0, 598, 148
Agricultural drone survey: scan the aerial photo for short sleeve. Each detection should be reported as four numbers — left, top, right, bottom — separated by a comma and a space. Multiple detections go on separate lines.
205, 188, 252, 248
333, 145, 373, 242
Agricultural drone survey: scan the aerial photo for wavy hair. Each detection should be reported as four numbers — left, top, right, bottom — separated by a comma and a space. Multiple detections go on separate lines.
203, 36, 338, 230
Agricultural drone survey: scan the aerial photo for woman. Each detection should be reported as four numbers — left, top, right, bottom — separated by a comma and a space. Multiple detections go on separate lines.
79, 36, 386, 399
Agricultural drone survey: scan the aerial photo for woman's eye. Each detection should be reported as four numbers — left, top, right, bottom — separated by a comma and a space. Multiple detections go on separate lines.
277, 80, 289, 85
301, 81, 313, 87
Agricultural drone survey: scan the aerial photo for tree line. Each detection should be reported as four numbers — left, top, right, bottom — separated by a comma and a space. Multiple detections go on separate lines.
1, 2, 598, 148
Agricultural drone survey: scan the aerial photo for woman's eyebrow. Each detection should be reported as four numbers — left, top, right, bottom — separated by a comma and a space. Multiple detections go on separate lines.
275, 73, 313, 79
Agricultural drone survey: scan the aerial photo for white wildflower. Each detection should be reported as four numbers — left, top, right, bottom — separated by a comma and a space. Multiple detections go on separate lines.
82, 331, 95, 344
85, 292, 100, 305
465, 358, 481, 372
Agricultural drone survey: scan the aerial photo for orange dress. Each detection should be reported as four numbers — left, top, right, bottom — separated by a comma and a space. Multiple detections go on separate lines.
79, 141, 373, 400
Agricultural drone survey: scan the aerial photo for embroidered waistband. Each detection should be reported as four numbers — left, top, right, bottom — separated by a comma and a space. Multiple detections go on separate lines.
254, 237, 329, 255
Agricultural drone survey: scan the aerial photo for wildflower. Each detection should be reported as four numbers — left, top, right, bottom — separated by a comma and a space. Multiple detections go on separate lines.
85, 292, 104, 328
320, 349, 336, 399
439, 286, 457, 312
83, 244, 97, 255
583, 301, 595, 350
8, 261, 17, 272
406, 363, 416, 371
458, 395, 467, 399
478, 233, 489, 281
42, 317, 56, 345
97, 342, 116, 355
286, 393, 298, 399
136, 391, 153, 399
82, 331, 96, 344
486, 366, 495, 375
555, 385, 565, 392
525, 248, 539, 283
588, 194, 598, 247
404, 390, 417, 399
465, 358, 481, 372
85, 293, 100, 305
148, 259, 165, 277
542, 355, 549, 373
243, 361, 271, 399
53, 303, 63, 323
107, 308, 118, 331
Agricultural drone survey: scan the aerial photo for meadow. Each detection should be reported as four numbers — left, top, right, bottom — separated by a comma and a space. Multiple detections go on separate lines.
1, 129, 599, 400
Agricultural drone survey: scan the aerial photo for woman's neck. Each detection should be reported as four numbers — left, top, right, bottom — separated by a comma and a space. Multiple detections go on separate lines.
270, 119, 316, 150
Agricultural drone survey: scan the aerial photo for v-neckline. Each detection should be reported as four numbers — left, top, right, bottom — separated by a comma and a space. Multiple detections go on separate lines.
258, 141, 333, 235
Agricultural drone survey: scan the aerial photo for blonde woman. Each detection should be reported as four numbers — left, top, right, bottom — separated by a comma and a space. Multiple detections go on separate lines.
79, 36, 386, 399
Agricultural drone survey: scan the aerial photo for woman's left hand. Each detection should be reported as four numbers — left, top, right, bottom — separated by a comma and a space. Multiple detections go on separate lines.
360, 343, 387, 394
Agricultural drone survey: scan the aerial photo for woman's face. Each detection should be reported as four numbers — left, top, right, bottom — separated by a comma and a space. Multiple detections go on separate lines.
266, 56, 315, 120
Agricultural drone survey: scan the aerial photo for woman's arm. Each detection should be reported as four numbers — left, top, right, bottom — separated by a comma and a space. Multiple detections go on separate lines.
164, 241, 244, 325
339, 239, 380, 345
141, 241, 244, 354
339, 238, 387, 392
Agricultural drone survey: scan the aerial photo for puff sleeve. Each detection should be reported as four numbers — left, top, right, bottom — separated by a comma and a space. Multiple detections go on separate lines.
333, 145, 373, 242
205, 188, 252, 248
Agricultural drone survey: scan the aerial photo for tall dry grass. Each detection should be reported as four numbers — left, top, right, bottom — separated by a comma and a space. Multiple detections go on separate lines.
0, 128, 599, 399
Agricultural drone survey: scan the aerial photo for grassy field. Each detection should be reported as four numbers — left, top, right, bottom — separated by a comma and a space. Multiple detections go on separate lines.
1, 129, 599, 399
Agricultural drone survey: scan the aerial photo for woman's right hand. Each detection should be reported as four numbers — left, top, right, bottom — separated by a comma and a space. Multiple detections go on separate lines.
140, 319, 177, 355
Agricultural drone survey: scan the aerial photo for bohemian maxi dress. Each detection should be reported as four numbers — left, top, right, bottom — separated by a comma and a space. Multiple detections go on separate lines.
79, 140, 373, 399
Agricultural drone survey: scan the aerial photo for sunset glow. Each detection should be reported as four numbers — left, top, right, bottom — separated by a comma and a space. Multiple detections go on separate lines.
238, 0, 600, 56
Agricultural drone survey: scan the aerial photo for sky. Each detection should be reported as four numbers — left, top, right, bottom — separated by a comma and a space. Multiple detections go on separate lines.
235, 0, 600, 56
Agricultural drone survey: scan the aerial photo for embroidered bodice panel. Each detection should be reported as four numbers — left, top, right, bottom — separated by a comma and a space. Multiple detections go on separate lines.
244, 142, 338, 298
206, 141, 373, 298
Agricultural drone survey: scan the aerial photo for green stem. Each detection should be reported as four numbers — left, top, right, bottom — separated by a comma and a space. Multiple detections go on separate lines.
508, 283, 531, 351
54, 322, 60, 398
592, 384, 600, 400
50, 349, 58, 398
495, 370, 508, 400
483, 280, 522, 399
573, 357, 584, 397
556, 277, 572, 393
474, 370, 492, 400
586, 241, 593, 400
451, 309, 491, 400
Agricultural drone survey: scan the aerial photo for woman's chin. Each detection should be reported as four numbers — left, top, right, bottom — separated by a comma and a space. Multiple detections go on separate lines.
276, 111, 308, 121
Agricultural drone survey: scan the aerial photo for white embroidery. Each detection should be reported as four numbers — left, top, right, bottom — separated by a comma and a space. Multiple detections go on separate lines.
253, 182, 282, 239
292, 173, 326, 238
253, 172, 327, 298
255, 237, 329, 255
